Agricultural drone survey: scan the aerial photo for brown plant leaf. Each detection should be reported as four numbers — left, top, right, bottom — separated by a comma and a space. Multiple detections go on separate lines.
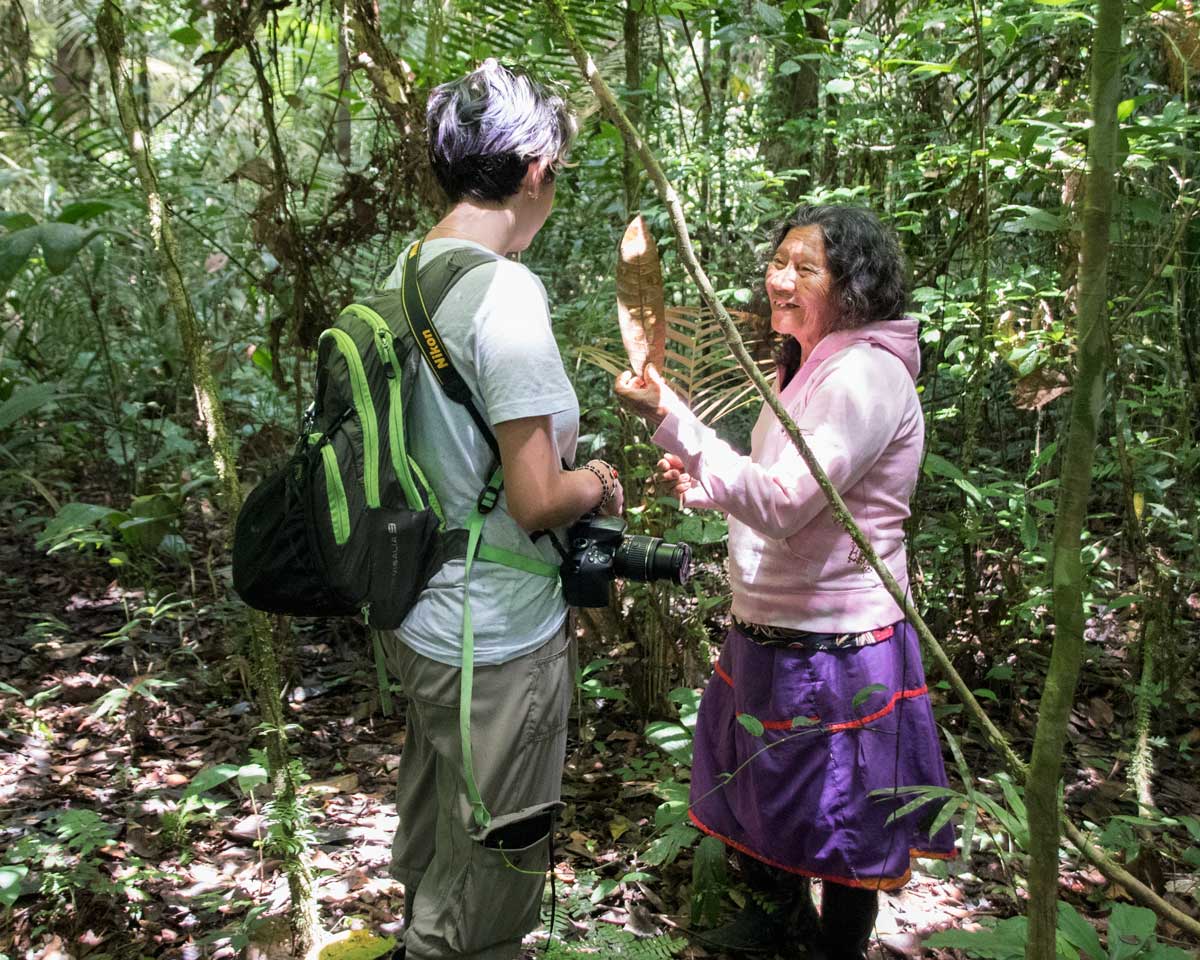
616, 214, 666, 376
1012, 366, 1071, 410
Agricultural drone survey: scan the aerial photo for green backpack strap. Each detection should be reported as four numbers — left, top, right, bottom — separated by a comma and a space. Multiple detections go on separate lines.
460, 466, 558, 830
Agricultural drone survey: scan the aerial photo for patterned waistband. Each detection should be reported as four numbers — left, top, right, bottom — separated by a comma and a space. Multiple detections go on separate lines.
732, 617, 895, 651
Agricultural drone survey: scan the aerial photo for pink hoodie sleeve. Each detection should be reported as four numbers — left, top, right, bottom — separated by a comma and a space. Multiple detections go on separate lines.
652, 349, 909, 539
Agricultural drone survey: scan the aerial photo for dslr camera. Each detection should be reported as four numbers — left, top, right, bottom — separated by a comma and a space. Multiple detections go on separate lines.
560, 515, 692, 608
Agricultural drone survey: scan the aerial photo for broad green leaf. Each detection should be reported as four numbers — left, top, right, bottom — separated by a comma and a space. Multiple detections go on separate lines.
91, 686, 131, 719
925, 917, 1028, 959
0, 227, 37, 289
184, 763, 242, 798
37, 502, 122, 549
0, 382, 58, 431
317, 930, 397, 960
754, 1, 784, 29
590, 877, 620, 903
1107, 904, 1155, 960
0, 211, 37, 231
236, 763, 269, 794
57, 201, 117, 224
1020, 509, 1039, 551
0, 865, 28, 909
1003, 208, 1066, 233
923, 452, 964, 481
38, 223, 100, 274
928, 796, 962, 838
954, 477, 984, 504
642, 822, 698, 867
251, 344, 274, 376
1057, 901, 1103, 960
882, 788, 948, 825
852, 683, 888, 709
170, 25, 203, 46
737, 713, 765, 737
645, 720, 692, 765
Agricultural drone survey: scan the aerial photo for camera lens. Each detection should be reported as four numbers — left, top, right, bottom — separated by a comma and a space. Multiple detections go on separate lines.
613, 535, 692, 585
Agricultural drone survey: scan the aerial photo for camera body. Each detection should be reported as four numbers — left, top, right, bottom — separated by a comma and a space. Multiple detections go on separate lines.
560, 515, 692, 608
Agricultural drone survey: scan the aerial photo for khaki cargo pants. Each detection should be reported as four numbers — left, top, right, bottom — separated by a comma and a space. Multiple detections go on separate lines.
381, 624, 573, 960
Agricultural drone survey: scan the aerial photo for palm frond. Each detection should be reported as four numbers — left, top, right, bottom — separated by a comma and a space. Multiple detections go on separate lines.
576, 304, 774, 426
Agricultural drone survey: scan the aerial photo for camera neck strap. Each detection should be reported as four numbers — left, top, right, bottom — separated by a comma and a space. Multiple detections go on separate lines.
399, 239, 502, 463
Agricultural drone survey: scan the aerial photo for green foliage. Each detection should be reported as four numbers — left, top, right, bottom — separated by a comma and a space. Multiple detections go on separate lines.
925, 901, 1192, 960
543, 924, 686, 960
690, 834, 729, 927
3, 809, 159, 919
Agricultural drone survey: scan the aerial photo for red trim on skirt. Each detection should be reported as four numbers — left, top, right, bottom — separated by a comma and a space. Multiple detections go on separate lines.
689, 809, 914, 890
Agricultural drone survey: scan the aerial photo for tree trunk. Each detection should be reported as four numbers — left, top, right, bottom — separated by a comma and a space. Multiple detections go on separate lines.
52, 30, 95, 121
1, 1, 30, 101
760, 6, 825, 198
622, 1, 642, 218
1024, 1, 1123, 958
345, 0, 437, 206
95, 2, 320, 949
335, 0, 353, 165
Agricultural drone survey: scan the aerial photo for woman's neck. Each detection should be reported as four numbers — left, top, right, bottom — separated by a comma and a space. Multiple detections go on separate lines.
426, 201, 519, 256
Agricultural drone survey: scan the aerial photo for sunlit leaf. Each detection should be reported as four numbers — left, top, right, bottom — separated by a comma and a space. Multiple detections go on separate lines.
737, 713, 765, 737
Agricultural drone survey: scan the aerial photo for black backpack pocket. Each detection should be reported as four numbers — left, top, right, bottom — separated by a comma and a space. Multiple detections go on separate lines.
232, 453, 358, 618
362, 504, 443, 629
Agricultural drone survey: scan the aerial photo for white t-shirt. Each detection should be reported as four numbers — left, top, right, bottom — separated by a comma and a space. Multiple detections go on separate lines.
382, 239, 578, 666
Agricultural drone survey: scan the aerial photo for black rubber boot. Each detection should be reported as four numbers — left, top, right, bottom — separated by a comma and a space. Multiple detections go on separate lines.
691, 853, 818, 955
812, 882, 878, 960
691, 897, 790, 954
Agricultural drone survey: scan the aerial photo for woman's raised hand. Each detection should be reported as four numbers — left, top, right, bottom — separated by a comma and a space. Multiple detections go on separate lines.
614, 362, 676, 428
657, 453, 696, 499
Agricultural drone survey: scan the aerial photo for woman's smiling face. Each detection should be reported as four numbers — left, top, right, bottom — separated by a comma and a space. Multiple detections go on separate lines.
765, 225, 836, 348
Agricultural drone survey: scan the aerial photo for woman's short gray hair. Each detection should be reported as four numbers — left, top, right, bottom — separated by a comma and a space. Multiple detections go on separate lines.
426, 59, 576, 204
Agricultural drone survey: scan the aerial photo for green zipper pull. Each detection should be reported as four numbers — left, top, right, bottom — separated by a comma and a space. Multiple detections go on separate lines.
377, 329, 396, 378
361, 603, 371, 625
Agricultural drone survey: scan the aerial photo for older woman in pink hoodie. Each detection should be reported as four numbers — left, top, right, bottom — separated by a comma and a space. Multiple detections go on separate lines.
616, 205, 953, 960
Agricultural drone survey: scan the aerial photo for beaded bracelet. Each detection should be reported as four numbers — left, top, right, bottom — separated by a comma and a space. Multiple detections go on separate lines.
581, 460, 614, 509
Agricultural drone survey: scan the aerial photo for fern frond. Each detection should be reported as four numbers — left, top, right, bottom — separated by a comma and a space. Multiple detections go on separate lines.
541, 922, 686, 960
575, 305, 773, 426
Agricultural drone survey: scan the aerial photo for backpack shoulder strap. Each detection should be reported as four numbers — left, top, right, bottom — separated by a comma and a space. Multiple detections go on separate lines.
399, 240, 502, 461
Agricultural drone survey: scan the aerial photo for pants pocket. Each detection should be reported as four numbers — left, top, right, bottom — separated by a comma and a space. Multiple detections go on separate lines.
523, 630, 572, 744
453, 803, 561, 954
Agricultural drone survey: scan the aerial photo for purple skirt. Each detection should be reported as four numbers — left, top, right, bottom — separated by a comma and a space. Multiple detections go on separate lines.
689, 620, 955, 890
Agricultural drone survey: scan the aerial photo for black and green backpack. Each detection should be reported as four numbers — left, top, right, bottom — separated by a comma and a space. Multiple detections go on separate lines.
234, 239, 562, 830
232, 240, 555, 631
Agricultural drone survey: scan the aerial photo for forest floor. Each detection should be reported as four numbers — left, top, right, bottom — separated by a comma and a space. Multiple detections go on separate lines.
2, 511, 1199, 960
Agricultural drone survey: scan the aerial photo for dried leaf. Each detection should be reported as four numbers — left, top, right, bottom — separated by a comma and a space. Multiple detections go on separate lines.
228, 157, 276, 187
577, 305, 770, 425
1012, 366, 1071, 410
616, 214, 666, 376
308, 773, 359, 795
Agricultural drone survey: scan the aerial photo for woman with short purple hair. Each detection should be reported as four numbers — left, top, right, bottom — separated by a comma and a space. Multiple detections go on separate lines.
381, 60, 621, 960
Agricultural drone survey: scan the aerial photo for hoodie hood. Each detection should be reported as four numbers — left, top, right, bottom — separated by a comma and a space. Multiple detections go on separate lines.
783, 317, 921, 398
